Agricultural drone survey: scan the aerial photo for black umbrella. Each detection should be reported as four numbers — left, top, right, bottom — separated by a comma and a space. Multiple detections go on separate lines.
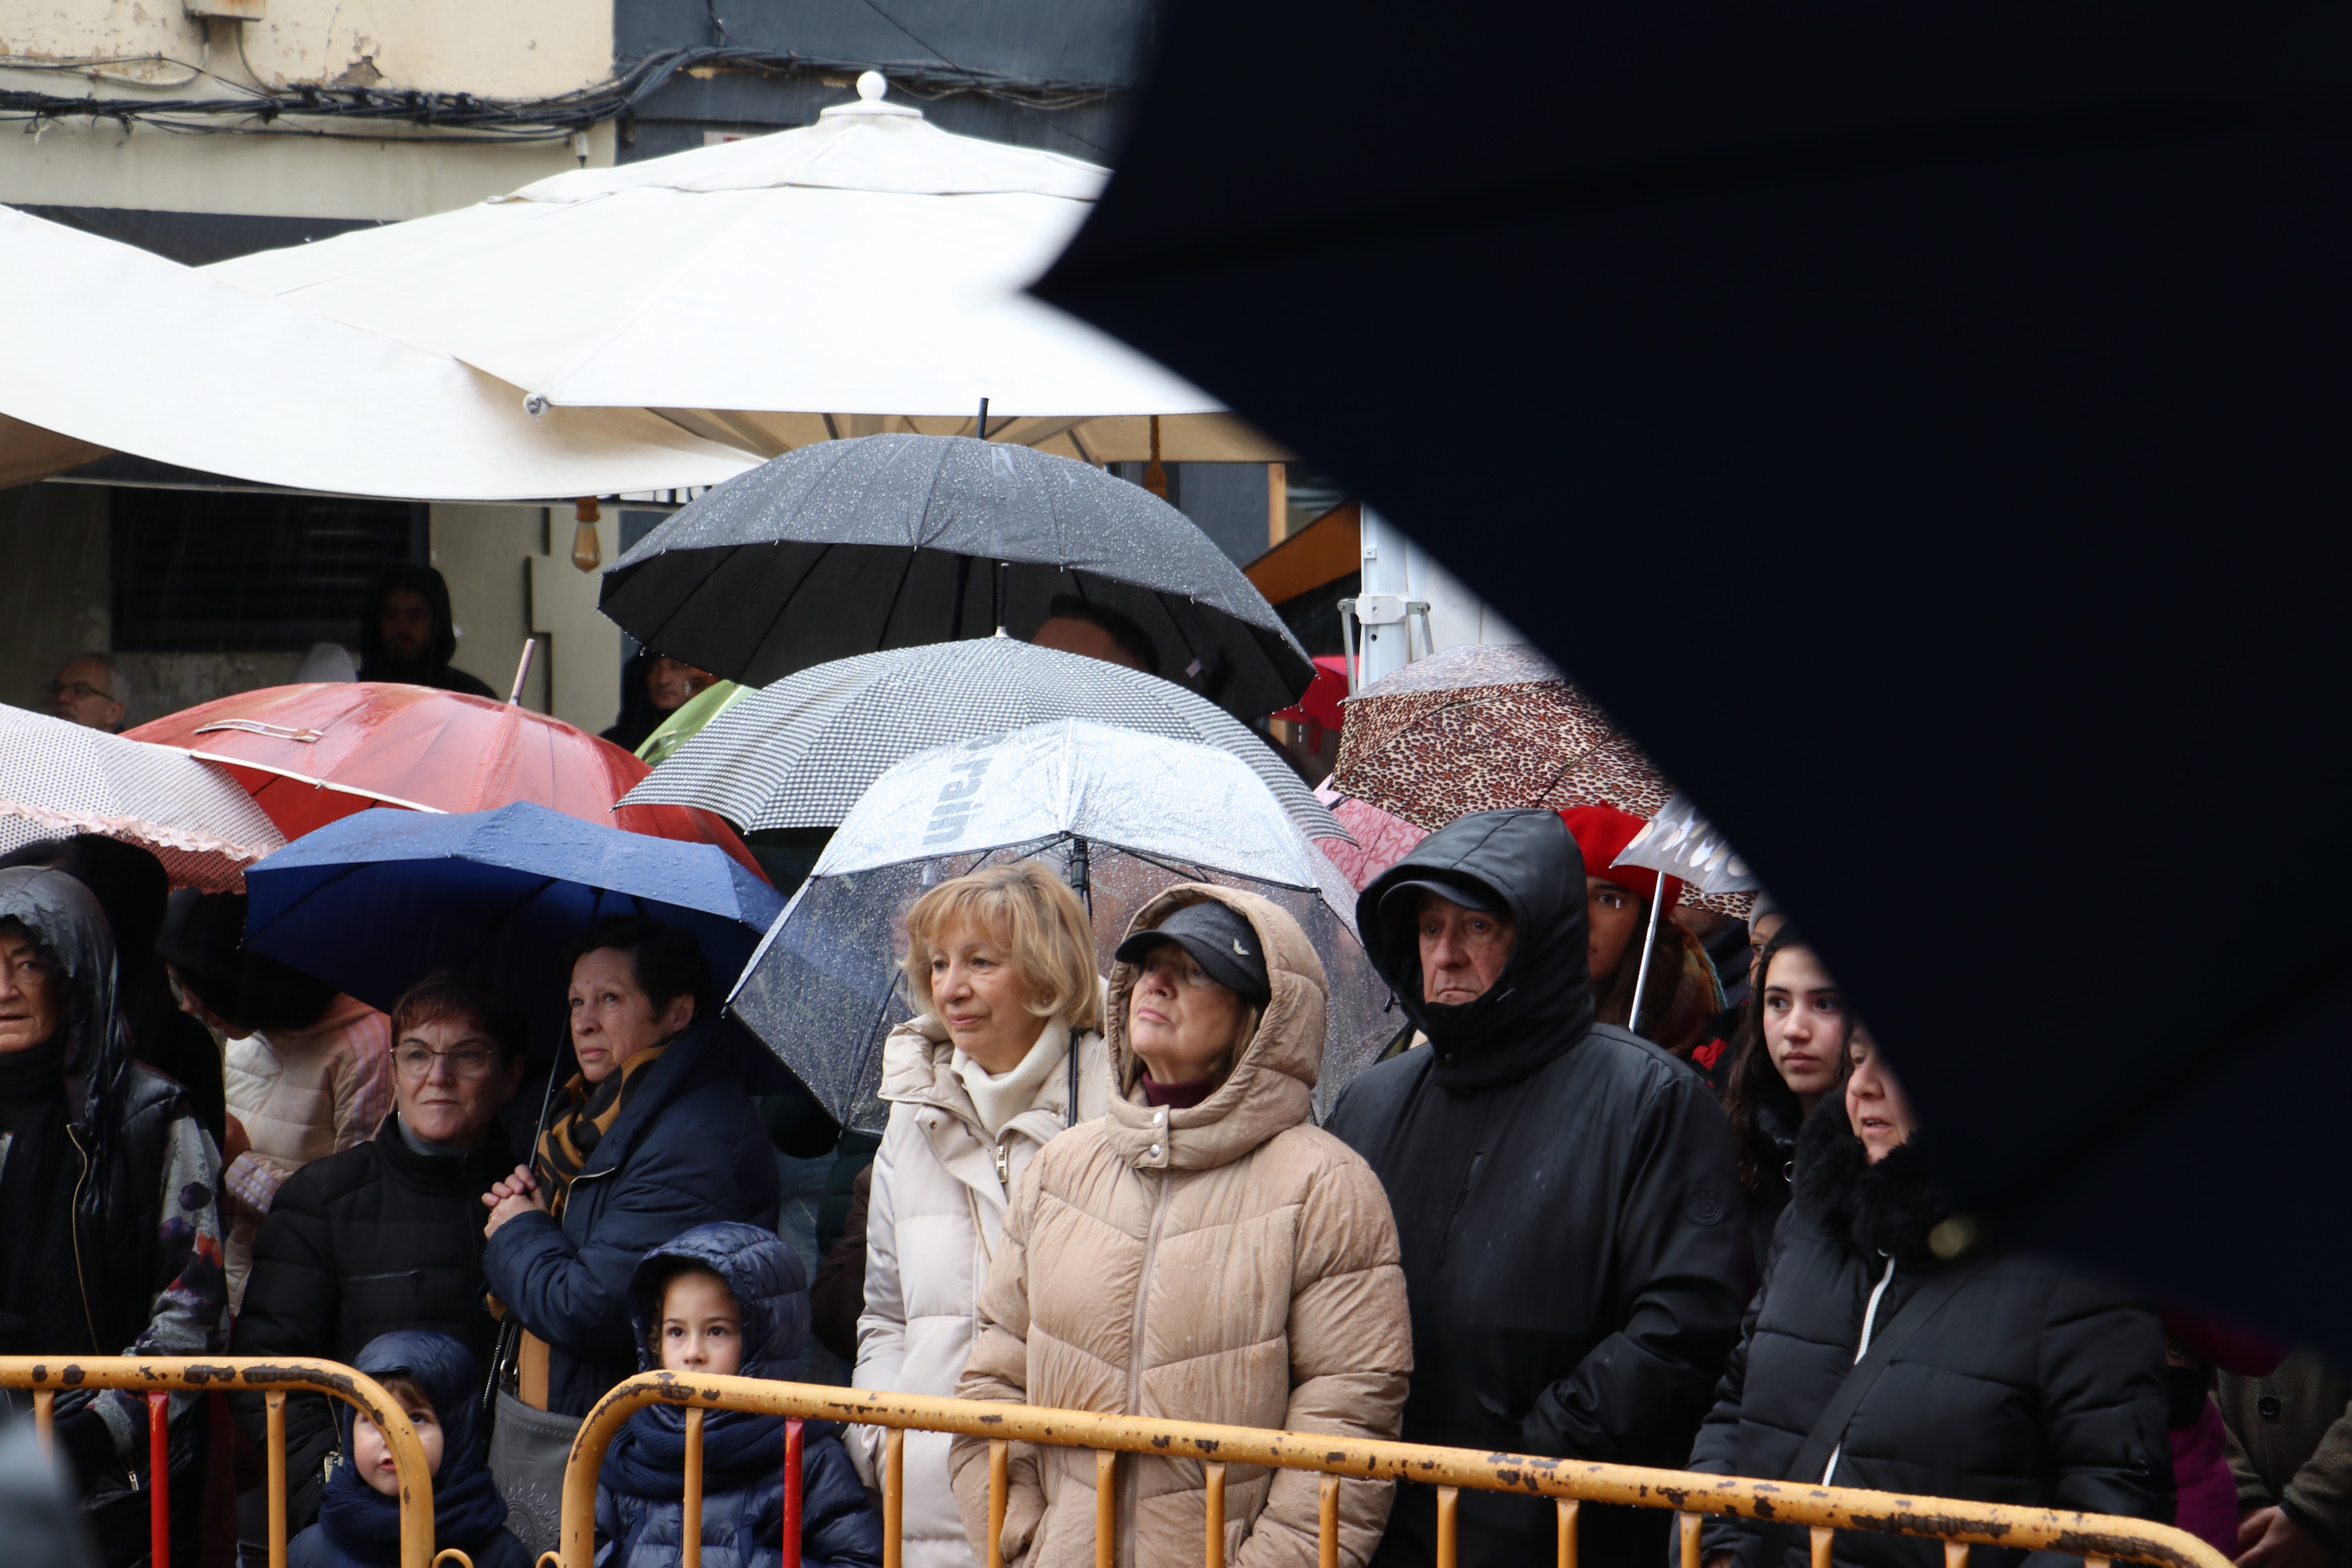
1033, 1, 2352, 1349
601, 433, 1314, 718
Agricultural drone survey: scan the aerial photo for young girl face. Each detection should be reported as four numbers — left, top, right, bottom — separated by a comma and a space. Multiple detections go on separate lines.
1760, 945, 1847, 1107
351, 1388, 444, 1499
659, 1268, 744, 1376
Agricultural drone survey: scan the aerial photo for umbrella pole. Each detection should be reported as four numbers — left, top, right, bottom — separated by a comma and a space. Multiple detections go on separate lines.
1627, 885, 1669, 1039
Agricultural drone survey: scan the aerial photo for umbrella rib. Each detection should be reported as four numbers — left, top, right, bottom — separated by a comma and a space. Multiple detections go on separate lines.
873, 546, 924, 653
739, 539, 830, 680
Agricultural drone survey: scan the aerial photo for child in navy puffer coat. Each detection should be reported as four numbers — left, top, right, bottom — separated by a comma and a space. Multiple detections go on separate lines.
595, 1222, 882, 1568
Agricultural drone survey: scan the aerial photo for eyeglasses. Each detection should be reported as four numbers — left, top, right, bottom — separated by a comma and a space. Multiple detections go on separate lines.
44, 681, 114, 702
394, 1043, 501, 1079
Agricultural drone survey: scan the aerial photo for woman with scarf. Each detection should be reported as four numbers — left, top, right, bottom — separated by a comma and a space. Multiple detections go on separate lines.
291, 1330, 528, 1568
1687, 1029, 2172, 1568
0, 867, 227, 1568
479, 916, 779, 1549
851, 862, 1109, 1568
597, 1223, 880, 1568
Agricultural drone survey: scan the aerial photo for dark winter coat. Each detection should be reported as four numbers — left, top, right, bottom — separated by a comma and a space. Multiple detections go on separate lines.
1688, 1103, 2173, 1568
1324, 810, 1755, 1568
232, 1111, 516, 1531
0, 869, 228, 1568
287, 1330, 531, 1568
1742, 1097, 1804, 1268
482, 1021, 782, 1416
595, 1222, 882, 1568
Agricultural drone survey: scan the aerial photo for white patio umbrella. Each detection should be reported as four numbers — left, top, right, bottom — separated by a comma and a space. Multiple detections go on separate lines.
0, 205, 757, 501
204, 74, 1283, 466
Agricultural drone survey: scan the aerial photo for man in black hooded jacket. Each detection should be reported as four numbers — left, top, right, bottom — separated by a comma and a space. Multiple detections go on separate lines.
1325, 809, 1755, 1568
358, 563, 495, 698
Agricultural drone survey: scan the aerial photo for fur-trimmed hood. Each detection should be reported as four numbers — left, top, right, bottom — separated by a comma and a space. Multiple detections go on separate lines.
1789, 1098, 1952, 1263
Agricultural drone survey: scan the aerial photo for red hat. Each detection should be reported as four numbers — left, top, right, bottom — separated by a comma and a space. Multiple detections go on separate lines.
1558, 804, 1685, 911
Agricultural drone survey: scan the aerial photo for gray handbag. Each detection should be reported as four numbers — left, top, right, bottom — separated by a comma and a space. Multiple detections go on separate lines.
488, 1388, 581, 1564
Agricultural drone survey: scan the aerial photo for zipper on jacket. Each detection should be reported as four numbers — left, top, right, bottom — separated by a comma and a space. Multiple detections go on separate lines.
66, 1125, 105, 1354
1822, 1256, 1898, 1486
1119, 1174, 1174, 1568
993, 1135, 1011, 1193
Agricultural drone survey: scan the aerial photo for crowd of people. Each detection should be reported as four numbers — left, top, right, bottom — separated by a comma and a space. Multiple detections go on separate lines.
1, 794, 2346, 1568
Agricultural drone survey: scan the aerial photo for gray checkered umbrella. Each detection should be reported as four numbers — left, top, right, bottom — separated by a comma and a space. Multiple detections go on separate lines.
620, 636, 1348, 842
0, 706, 286, 891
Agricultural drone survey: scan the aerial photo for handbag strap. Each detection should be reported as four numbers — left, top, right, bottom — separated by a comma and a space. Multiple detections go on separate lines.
1750, 1255, 1986, 1566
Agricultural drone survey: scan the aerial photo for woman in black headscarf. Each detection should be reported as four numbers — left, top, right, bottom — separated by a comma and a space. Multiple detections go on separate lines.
0, 867, 227, 1568
0, 835, 225, 1144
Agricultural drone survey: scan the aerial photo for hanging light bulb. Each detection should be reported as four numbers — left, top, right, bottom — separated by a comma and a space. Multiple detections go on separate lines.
571, 497, 602, 571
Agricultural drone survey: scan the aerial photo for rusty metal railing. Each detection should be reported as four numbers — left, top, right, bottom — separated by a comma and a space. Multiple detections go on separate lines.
561, 1375, 2231, 1568
0, 1356, 448, 1568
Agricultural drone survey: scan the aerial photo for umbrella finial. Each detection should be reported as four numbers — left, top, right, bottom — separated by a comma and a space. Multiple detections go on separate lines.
858, 70, 887, 102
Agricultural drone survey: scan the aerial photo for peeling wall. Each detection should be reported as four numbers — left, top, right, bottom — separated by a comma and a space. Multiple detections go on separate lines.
0, 0, 611, 96
0, 0, 615, 220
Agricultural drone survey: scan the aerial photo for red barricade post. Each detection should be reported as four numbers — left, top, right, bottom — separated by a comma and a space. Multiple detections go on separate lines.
149, 1390, 170, 1568
782, 1417, 805, 1568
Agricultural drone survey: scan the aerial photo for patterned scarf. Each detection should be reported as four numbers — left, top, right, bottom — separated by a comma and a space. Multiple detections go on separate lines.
532, 1042, 669, 1217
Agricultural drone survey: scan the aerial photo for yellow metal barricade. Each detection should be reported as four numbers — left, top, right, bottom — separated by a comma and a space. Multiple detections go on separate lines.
0, 1356, 445, 1568
561, 1374, 2230, 1568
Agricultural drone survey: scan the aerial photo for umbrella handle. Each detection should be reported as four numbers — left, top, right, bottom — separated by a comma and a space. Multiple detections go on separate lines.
509, 639, 537, 706
1627, 880, 1669, 1039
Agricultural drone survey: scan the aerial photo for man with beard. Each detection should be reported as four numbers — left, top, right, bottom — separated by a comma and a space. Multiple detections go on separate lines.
358, 563, 495, 698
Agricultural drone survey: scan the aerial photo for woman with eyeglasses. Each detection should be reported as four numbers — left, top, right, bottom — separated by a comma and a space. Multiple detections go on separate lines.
230, 974, 528, 1546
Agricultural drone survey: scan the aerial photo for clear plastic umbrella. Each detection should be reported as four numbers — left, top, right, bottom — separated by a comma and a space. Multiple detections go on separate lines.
728, 720, 1390, 1133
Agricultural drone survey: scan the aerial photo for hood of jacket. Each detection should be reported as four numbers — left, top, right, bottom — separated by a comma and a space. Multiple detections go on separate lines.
1789, 1097, 1953, 1263
1100, 884, 1325, 1172
334, 1329, 486, 1462
358, 563, 460, 682
626, 1220, 809, 1380
0, 867, 129, 1107
1356, 809, 1596, 1089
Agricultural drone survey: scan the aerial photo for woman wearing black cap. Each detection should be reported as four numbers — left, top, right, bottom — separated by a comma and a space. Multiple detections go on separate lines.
949, 886, 1411, 1568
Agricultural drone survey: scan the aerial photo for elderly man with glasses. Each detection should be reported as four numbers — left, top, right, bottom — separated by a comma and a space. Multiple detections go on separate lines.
46, 653, 126, 731
230, 975, 528, 1543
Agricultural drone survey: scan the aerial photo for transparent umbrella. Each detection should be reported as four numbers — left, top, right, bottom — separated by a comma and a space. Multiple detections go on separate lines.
728, 720, 1390, 1133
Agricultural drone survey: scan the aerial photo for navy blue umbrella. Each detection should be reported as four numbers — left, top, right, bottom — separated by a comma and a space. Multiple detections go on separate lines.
243, 801, 785, 1061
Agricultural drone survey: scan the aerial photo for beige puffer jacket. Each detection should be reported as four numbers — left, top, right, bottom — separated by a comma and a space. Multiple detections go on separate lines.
852, 1009, 1110, 1568
221, 993, 393, 1309
950, 886, 1411, 1568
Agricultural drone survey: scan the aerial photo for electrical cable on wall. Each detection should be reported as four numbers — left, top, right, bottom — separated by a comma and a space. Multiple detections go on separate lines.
0, 44, 1118, 141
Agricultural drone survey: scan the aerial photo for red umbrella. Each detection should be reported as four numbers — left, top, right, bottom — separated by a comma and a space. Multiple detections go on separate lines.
127, 684, 766, 880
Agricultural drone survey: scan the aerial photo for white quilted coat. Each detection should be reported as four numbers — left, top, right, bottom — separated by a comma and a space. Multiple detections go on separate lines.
853, 1011, 1108, 1568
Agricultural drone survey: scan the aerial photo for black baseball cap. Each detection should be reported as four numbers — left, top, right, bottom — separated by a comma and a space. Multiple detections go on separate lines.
1376, 873, 1503, 929
1114, 899, 1272, 1002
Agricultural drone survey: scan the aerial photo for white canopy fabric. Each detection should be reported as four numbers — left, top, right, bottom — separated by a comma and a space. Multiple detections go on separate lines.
0, 205, 758, 501
205, 76, 1284, 466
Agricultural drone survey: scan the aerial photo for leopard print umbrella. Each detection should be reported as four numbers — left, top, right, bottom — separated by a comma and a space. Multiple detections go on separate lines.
1331, 646, 1751, 917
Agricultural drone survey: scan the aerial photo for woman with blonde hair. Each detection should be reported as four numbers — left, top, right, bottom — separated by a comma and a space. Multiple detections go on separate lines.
950, 885, 1410, 1568
851, 861, 1109, 1568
